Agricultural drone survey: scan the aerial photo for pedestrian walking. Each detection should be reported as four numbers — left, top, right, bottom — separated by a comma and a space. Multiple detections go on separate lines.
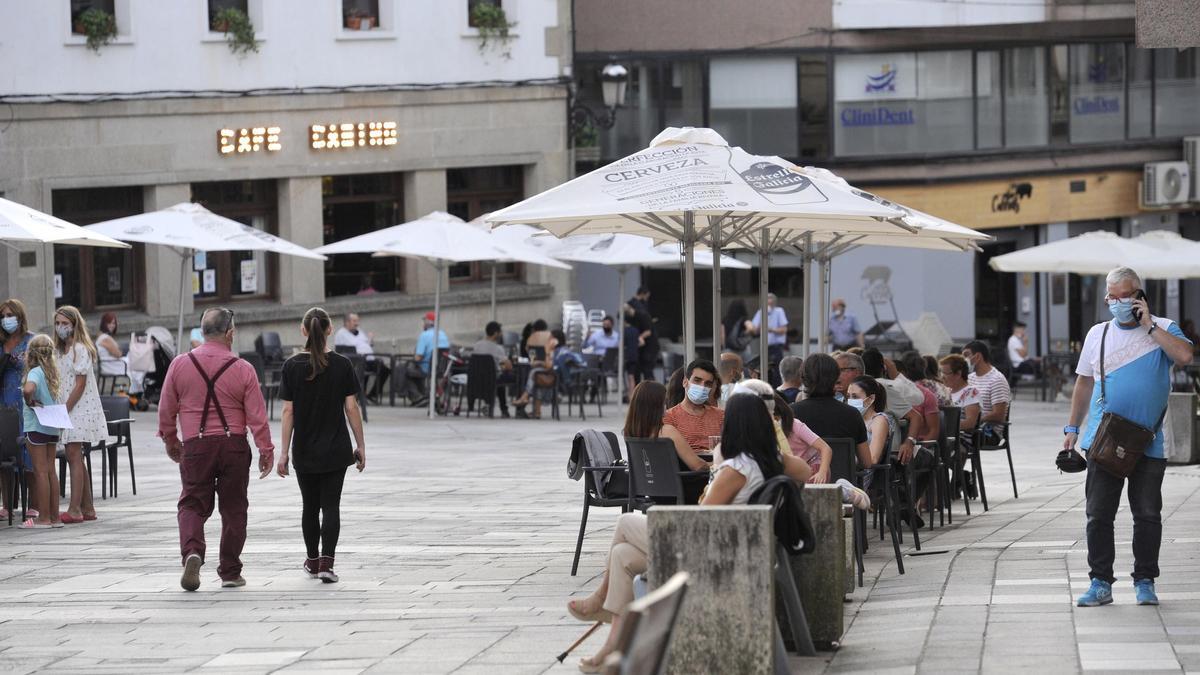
52, 306, 106, 524
276, 308, 366, 584
158, 307, 275, 591
20, 334, 64, 529
1066, 267, 1193, 607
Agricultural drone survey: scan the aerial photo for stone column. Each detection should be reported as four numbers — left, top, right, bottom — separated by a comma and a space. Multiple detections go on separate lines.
0, 184, 56, 330
792, 484, 845, 648
402, 169, 447, 295
648, 506, 775, 675
277, 177, 325, 306
143, 184, 193, 321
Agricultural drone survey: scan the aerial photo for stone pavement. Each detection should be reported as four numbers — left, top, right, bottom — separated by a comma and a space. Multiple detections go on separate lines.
0, 396, 1198, 674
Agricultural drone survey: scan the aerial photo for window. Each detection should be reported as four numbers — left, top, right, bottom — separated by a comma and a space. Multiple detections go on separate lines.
1004, 47, 1049, 148
1155, 47, 1200, 138
798, 55, 830, 160
342, 0, 379, 29
662, 61, 705, 131
208, 0, 248, 31
710, 57, 798, 156
833, 51, 972, 157
1049, 45, 1070, 144
1128, 45, 1153, 139
976, 51, 1002, 148
322, 173, 404, 298
446, 167, 524, 283
190, 180, 277, 303
52, 187, 144, 312
1069, 43, 1126, 144
467, 0, 500, 28
70, 0, 115, 34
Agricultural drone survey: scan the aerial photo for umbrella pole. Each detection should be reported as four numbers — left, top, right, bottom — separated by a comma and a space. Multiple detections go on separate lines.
429, 261, 442, 419
617, 267, 626, 405
802, 235, 813, 358
683, 212, 696, 362
177, 249, 189, 352
758, 230, 769, 375
820, 256, 832, 353
711, 216, 722, 363
490, 263, 497, 323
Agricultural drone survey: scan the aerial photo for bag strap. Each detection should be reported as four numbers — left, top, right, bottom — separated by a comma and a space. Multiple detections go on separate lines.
1100, 321, 1168, 434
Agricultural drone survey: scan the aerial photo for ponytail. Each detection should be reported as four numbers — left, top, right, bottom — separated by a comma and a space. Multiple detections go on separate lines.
302, 307, 331, 381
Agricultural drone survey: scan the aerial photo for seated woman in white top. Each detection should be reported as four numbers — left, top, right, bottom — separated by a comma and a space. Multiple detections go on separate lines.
566, 391, 809, 673
95, 312, 143, 394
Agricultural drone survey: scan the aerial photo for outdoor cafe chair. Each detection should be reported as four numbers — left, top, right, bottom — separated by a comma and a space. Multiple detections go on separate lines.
101, 394, 137, 497
240, 351, 281, 421
598, 572, 691, 675
750, 476, 817, 660
334, 345, 370, 422
567, 430, 631, 576
966, 404, 1017, 511
825, 437, 870, 586
463, 353, 498, 417
625, 438, 710, 512
937, 406, 967, 519
0, 407, 27, 525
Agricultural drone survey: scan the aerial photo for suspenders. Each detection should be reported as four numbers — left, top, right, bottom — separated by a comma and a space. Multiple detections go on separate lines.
186, 352, 240, 438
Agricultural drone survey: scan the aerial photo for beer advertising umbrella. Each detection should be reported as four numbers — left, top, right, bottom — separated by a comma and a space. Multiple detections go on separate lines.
486, 127, 907, 359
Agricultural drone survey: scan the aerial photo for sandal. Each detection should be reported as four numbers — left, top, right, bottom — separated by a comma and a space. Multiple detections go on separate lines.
60, 513, 85, 524
0, 507, 8, 520
578, 655, 607, 673
567, 598, 614, 624
19, 518, 51, 530
50, 521, 64, 528
83, 513, 98, 521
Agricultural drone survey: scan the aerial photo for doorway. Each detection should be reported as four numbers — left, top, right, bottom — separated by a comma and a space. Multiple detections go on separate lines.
975, 242, 1017, 342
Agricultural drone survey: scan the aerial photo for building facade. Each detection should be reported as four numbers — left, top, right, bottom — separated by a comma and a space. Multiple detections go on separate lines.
573, 0, 1200, 356
0, 0, 573, 351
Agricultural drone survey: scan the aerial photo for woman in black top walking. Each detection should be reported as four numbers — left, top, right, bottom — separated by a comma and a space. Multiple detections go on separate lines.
276, 307, 366, 583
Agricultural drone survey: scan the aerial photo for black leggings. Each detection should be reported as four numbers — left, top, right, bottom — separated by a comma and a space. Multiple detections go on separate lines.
296, 468, 347, 558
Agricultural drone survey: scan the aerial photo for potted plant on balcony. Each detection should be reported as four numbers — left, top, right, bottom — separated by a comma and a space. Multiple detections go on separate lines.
212, 6, 259, 55
78, 7, 117, 53
470, 3, 517, 59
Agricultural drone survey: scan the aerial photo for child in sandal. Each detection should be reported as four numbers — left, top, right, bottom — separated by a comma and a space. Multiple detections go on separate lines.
21, 335, 63, 529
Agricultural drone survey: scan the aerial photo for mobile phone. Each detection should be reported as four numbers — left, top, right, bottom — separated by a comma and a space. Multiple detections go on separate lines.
1132, 289, 1147, 322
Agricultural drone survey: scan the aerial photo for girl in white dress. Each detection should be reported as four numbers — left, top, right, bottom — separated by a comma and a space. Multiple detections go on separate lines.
53, 306, 109, 523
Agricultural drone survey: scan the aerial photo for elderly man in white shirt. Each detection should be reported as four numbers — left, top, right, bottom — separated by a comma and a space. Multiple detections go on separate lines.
334, 313, 389, 401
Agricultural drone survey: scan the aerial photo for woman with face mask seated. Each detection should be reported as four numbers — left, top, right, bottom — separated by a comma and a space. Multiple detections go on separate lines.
568, 391, 810, 673
623, 380, 709, 504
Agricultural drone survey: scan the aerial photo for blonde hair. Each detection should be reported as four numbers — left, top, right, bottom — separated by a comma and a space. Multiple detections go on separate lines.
53, 305, 98, 363
25, 334, 60, 400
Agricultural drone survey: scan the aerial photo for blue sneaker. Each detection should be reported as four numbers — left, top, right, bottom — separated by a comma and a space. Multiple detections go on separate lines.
1077, 579, 1113, 607
1135, 579, 1159, 606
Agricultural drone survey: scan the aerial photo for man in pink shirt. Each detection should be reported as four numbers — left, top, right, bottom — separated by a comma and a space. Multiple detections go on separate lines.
158, 307, 275, 591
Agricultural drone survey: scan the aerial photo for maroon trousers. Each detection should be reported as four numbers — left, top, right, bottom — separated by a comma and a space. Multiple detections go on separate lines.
177, 435, 251, 581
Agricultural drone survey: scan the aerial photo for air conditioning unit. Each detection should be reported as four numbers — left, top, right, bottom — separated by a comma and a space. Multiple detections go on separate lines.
1143, 161, 1190, 207
1184, 136, 1200, 201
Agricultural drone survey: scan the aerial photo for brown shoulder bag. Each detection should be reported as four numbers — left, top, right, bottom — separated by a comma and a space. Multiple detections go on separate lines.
1088, 323, 1166, 479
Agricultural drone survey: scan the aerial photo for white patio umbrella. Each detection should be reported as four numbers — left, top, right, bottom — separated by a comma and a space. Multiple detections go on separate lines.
485, 127, 908, 360
315, 211, 514, 418
0, 197, 129, 248
86, 202, 326, 349
542, 233, 750, 403
988, 230, 1200, 279
469, 220, 573, 321
1133, 230, 1200, 271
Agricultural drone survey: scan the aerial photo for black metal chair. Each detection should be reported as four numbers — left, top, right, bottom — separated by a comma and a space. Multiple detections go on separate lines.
859, 416, 908, 573
937, 406, 966, 519
750, 477, 817, 659
464, 354, 497, 417
966, 405, 1017, 511
625, 438, 698, 511
568, 430, 631, 576
825, 437, 869, 587
0, 407, 27, 525
526, 345, 559, 420
254, 332, 286, 366
602, 572, 691, 675
335, 346, 370, 423
240, 351, 281, 421
95, 360, 131, 396
100, 395, 136, 497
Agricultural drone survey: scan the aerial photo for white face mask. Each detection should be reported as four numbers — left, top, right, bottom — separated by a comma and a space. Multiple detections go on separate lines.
686, 383, 710, 405
847, 398, 866, 412
56, 325, 73, 340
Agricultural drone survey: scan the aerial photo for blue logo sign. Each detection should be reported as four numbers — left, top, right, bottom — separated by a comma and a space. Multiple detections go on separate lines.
865, 65, 897, 94
1072, 96, 1120, 115
840, 107, 915, 127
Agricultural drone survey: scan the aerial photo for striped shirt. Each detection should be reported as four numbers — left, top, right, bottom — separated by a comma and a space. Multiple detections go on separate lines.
967, 367, 1011, 418
663, 403, 725, 453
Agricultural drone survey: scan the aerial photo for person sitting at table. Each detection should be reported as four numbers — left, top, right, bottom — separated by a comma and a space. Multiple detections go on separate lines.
566, 391, 810, 672
583, 316, 619, 357
335, 312, 392, 402
939, 354, 981, 433
846, 375, 894, 486
624, 380, 709, 504
774, 391, 831, 484
512, 328, 562, 419
663, 358, 723, 452
525, 319, 552, 356
778, 355, 804, 403
95, 312, 144, 395
471, 321, 516, 418
717, 351, 744, 408
664, 367, 685, 409
923, 354, 952, 406
789, 353, 874, 473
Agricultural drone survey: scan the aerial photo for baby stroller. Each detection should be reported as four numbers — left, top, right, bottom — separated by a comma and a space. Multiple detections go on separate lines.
128, 326, 177, 411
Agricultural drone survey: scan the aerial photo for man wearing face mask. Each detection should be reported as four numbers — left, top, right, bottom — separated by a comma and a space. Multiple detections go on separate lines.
828, 299, 864, 352
961, 340, 1010, 442
663, 359, 724, 452
1067, 267, 1193, 608
158, 307, 275, 592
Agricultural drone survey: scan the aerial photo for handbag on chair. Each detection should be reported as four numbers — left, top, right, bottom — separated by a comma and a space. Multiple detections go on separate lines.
1088, 323, 1166, 479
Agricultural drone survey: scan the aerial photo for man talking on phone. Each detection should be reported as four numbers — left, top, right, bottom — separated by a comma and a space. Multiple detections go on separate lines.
159, 307, 276, 592
1066, 267, 1192, 607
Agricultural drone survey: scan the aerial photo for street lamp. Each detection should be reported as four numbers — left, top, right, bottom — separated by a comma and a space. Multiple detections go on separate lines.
569, 63, 629, 141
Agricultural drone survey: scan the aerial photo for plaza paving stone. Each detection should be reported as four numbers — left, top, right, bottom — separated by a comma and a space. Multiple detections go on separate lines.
1, 395, 1198, 673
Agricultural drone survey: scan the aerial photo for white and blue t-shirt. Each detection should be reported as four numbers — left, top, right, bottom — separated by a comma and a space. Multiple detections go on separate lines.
1076, 316, 1190, 459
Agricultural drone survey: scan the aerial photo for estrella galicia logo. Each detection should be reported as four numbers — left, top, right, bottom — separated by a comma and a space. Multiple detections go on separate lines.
740, 162, 811, 196
866, 64, 897, 94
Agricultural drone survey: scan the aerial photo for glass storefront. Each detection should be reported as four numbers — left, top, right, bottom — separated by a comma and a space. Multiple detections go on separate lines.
1155, 48, 1200, 138
709, 56, 798, 156
446, 166, 524, 283
191, 180, 277, 303
321, 173, 404, 298
51, 186, 144, 312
